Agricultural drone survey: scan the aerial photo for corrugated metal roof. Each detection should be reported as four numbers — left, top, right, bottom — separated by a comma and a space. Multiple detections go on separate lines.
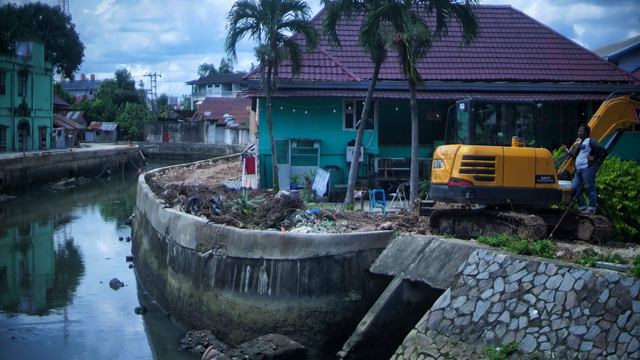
53, 114, 85, 130
185, 72, 247, 85
245, 5, 639, 85
87, 122, 118, 131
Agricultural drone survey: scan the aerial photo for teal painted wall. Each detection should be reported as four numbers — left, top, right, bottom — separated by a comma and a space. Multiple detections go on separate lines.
0, 40, 53, 152
257, 97, 639, 188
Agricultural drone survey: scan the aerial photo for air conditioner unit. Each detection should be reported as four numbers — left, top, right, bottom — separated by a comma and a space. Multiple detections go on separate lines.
346, 146, 364, 163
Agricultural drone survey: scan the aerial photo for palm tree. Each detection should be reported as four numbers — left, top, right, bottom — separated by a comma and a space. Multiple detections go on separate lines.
226, 0, 318, 192
323, 0, 387, 208
367, 0, 480, 204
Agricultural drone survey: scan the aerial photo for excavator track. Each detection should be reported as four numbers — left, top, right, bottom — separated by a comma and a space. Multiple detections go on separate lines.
429, 208, 614, 243
541, 209, 613, 243
428, 209, 547, 240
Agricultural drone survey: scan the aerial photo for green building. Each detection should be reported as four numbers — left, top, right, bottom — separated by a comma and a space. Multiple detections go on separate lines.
0, 40, 54, 152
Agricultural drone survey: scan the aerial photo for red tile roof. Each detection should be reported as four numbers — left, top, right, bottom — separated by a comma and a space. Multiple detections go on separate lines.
246, 5, 638, 85
192, 97, 251, 124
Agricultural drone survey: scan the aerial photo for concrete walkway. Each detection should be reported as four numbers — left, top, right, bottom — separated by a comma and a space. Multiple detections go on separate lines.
0, 143, 137, 160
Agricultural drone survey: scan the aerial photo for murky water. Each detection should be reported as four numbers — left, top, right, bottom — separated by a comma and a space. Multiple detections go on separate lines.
0, 170, 200, 360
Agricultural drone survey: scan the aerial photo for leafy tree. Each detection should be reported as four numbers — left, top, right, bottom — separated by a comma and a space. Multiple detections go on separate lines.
53, 82, 76, 106
219, 57, 235, 74
226, 0, 318, 192
323, 0, 387, 208
181, 95, 192, 110
0, 2, 84, 78
116, 102, 152, 141
370, 0, 479, 203
93, 68, 146, 121
198, 63, 217, 77
157, 93, 169, 114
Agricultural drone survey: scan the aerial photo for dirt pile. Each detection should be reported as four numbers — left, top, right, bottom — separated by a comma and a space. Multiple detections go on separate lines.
145, 157, 640, 263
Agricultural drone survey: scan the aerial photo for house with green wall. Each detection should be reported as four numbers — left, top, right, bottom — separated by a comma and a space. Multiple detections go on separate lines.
242, 5, 640, 192
0, 40, 54, 152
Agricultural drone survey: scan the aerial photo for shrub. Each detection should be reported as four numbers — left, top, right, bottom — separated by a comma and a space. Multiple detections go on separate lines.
477, 234, 555, 259
630, 256, 640, 278
596, 157, 640, 242
576, 251, 629, 267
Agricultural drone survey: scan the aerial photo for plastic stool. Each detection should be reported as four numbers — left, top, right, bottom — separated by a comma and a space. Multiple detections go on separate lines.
369, 189, 386, 214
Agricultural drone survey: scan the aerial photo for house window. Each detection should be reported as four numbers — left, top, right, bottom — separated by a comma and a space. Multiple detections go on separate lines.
344, 99, 375, 130
0, 72, 5, 95
214, 84, 220, 88
18, 73, 28, 97
39, 127, 47, 149
291, 140, 319, 166
0, 127, 6, 151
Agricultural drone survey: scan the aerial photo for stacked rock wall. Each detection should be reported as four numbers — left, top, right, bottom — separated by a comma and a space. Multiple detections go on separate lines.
393, 249, 640, 360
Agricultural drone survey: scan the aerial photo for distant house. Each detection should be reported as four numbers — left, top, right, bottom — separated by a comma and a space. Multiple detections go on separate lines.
53, 94, 71, 113
86, 122, 118, 142
0, 39, 54, 152
593, 35, 640, 79
186, 72, 247, 108
192, 97, 252, 145
143, 97, 253, 145
242, 5, 640, 190
52, 114, 85, 148
58, 73, 102, 102
64, 110, 89, 128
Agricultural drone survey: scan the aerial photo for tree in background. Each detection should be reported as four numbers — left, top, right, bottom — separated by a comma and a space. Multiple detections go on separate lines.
323, 0, 387, 209
116, 102, 152, 141
0, 2, 84, 78
198, 63, 217, 77
226, 0, 318, 192
181, 95, 192, 110
54, 82, 76, 106
370, 0, 479, 203
93, 69, 146, 112
219, 57, 235, 73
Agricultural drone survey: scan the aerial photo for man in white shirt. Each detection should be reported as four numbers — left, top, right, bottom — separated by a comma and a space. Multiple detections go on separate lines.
562, 124, 604, 215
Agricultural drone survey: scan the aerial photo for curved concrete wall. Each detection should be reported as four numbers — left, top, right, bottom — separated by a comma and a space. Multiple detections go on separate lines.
131, 158, 395, 359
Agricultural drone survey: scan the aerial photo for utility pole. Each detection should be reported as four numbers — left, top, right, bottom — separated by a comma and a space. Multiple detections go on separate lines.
143, 72, 161, 120
58, 0, 69, 15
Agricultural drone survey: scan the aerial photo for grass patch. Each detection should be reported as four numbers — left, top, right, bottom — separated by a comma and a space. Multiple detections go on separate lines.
482, 342, 519, 360
477, 234, 555, 259
575, 252, 629, 268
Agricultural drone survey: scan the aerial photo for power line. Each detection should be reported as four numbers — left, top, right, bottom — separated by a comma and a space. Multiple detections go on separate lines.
144, 72, 162, 118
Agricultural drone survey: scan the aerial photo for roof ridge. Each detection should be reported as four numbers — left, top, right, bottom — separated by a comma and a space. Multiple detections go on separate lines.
317, 45, 363, 82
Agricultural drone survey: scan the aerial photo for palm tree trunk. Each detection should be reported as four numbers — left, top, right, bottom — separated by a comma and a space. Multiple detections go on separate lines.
409, 77, 419, 206
344, 61, 381, 208
265, 64, 280, 192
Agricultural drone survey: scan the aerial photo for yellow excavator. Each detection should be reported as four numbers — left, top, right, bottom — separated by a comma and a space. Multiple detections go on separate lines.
428, 93, 640, 242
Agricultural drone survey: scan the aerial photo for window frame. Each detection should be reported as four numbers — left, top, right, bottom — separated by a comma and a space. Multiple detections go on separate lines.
18, 73, 28, 97
0, 72, 5, 95
343, 99, 376, 131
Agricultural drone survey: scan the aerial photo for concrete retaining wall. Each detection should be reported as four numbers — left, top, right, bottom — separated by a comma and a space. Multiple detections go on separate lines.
138, 142, 246, 162
131, 160, 396, 359
0, 145, 138, 194
393, 248, 640, 360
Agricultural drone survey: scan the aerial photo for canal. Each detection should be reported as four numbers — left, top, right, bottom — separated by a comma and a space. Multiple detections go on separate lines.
0, 167, 200, 360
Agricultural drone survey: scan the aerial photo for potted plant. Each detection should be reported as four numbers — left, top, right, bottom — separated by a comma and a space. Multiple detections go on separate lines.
299, 169, 316, 202
289, 174, 302, 190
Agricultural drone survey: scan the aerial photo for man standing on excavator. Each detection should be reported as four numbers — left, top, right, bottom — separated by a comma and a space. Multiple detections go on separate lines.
562, 124, 604, 215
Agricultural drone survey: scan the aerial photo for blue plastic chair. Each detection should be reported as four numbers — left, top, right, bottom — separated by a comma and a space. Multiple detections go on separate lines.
369, 189, 386, 214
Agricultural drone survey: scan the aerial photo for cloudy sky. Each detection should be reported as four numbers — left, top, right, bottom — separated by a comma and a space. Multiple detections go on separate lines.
12, 0, 640, 99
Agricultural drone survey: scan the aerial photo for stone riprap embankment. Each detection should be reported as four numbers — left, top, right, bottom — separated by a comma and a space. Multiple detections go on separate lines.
393, 249, 640, 360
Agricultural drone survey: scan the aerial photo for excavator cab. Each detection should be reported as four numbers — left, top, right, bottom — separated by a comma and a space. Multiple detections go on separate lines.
432, 98, 559, 207
445, 98, 541, 147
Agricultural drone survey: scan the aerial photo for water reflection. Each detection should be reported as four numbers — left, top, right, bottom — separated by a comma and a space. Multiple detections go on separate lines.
0, 167, 199, 360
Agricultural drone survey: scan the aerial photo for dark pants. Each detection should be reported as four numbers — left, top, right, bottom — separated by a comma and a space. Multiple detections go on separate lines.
572, 166, 597, 211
